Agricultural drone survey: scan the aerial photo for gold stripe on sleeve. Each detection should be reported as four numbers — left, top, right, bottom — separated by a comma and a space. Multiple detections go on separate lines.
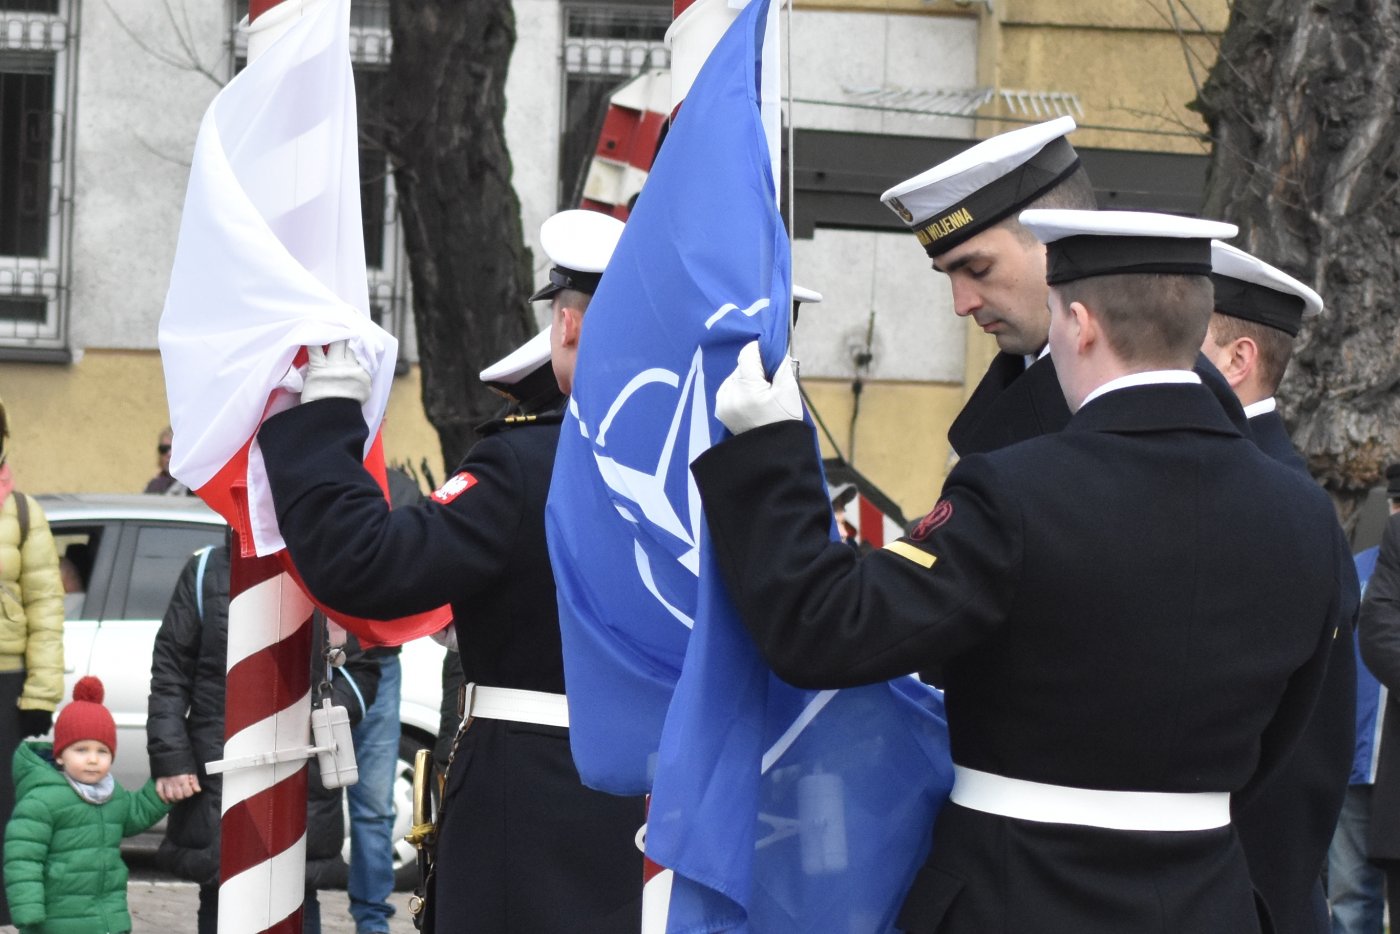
883, 540, 937, 569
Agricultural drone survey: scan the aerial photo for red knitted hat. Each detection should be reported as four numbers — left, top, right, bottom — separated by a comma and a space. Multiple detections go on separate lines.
53, 676, 116, 757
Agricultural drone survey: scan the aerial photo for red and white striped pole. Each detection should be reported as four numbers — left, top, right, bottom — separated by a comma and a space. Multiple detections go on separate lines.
220, 533, 314, 933
216, 3, 319, 931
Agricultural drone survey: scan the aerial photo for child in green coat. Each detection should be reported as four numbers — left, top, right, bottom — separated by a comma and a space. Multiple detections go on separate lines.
3, 676, 171, 934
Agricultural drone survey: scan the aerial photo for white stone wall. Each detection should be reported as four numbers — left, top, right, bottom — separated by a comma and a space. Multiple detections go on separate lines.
787, 8, 977, 383
69, 0, 226, 351
791, 229, 961, 383
505, 0, 565, 334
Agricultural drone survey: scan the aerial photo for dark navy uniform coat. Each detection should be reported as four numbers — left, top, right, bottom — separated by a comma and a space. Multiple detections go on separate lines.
948, 351, 1249, 457
259, 397, 643, 934
1231, 406, 1356, 934
692, 383, 1356, 934
946, 352, 1068, 456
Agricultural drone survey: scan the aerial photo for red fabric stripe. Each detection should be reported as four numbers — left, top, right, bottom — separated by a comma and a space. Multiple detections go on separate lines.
220, 769, 309, 882
859, 496, 884, 548
225, 632, 312, 740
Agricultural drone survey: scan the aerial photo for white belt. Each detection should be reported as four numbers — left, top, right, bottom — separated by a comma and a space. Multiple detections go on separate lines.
465, 684, 569, 729
951, 766, 1230, 832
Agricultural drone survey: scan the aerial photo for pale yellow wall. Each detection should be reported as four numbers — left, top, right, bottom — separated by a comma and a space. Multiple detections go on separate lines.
997, 1, 1229, 153
0, 351, 442, 496
803, 377, 966, 521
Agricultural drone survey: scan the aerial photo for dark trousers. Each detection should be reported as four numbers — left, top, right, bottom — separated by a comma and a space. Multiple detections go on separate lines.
432, 719, 645, 932
0, 669, 27, 926
198, 882, 321, 934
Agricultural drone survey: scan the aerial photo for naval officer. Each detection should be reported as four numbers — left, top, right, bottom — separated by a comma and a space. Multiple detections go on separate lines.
257, 209, 645, 933
1202, 242, 1357, 934
690, 210, 1358, 933
1202, 240, 1324, 473
880, 116, 1097, 455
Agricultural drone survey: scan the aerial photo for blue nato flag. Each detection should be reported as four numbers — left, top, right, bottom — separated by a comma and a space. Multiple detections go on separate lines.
543, 0, 954, 928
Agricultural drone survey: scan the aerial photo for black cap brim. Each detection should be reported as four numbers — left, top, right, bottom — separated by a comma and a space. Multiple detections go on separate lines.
529, 283, 563, 303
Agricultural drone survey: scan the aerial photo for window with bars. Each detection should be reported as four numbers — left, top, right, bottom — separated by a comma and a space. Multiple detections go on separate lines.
229, 0, 407, 353
0, 0, 74, 355
558, 0, 670, 210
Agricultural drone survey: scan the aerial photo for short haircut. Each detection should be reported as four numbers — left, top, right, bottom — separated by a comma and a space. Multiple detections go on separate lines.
1005, 166, 1099, 246
555, 288, 594, 315
1207, 312, 1295, 394
1055, 273, 1213, 369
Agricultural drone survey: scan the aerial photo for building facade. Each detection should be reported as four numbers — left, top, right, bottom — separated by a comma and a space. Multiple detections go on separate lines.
0, 0, 1226, 515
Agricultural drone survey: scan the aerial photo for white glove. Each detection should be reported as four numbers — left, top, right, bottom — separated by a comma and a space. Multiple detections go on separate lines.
715, 340, 803, 435
302, 340, 372, 406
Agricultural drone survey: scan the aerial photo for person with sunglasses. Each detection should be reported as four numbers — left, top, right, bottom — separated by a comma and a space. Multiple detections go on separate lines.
143, 427, 190, 496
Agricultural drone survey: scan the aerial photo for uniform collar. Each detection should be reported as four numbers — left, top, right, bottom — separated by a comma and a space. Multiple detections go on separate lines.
1069, 379, 1241, 438
1080, 369, 1200, 408
1243, 396, 1277, 419
1022, 343, 1052, 370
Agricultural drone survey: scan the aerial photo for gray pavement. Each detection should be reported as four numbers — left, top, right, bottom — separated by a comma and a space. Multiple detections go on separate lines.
0, 838, 421, 934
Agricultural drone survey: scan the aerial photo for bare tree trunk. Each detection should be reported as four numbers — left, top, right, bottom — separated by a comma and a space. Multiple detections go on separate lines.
386, 0, 535, 469
1195, 0, 1400, 522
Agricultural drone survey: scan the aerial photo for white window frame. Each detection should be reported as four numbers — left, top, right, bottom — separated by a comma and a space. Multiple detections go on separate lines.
0, 0, 77, 358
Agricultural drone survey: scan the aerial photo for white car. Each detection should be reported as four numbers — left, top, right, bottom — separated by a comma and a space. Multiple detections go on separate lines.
38, 493, 447, 886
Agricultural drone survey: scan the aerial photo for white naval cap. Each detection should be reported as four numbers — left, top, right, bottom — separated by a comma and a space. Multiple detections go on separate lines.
1018, 209, 1238, 285
1209, 241, 1322, 337
529, 209, 626, 303
793, 285, 823, 305
479, 326, 551, 388
881, 116, 1080, 257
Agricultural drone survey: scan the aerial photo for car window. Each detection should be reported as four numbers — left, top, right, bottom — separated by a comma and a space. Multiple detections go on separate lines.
52, 528, 102, 621
122, 524, 224, 620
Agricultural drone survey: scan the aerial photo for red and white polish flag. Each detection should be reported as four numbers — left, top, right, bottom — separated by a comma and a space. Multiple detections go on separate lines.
159, 0, 388, 556
157, 0, 445, 645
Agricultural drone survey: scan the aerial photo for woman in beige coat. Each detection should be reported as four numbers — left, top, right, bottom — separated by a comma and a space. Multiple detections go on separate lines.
0, 398, 64, 926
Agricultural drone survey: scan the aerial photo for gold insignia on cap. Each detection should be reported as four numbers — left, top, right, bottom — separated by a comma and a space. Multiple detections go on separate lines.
915, 207, 975, 246
883, 540, 937, 569
888, 196, 914, 224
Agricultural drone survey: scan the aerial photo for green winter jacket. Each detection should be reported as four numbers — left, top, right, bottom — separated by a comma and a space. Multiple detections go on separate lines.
3, 742, 170, 934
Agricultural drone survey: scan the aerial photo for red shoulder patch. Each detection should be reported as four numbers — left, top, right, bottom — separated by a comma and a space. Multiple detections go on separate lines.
910, 499, 953, 541
431, 472, 479, 504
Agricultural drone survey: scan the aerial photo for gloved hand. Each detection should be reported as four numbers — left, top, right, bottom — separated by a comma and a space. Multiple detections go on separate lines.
17, 708, 51, 738
715, 340, 803, 435
302, 340, 371, 406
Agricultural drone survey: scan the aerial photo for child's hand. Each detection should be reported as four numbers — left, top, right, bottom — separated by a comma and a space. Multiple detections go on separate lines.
156, 773, 201, 803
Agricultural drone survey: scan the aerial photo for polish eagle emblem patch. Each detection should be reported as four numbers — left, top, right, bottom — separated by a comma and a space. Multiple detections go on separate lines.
431, 471, 479, 504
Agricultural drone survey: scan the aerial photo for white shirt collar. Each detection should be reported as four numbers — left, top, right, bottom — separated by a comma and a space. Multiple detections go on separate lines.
1080, 369, 1201, 409
1022, 344, 1052, 370
1243, 396, 1277, 419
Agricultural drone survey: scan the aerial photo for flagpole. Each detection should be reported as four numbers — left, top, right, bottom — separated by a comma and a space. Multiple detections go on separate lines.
216, 4, 316, 932
637, 4, 786, 929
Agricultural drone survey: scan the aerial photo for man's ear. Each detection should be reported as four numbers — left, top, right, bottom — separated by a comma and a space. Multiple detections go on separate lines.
1069, 300, 1096, 354
557, 303, 584, 348
1222, 336, 1257, 389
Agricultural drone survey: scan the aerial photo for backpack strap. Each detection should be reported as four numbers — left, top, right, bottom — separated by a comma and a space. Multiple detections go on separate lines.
194, 546, 214, 622
13, 492, 28, 548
